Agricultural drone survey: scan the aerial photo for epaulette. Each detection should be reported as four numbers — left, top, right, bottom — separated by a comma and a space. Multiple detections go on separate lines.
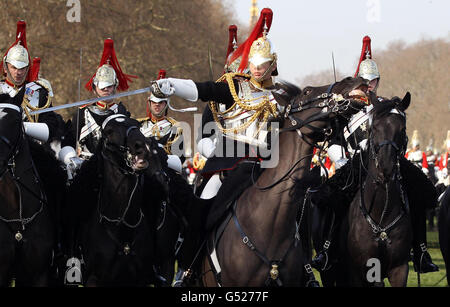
137, 117, 150, 123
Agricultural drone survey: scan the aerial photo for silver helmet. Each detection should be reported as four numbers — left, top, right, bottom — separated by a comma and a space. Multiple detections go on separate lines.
358, 54, 380, 82
4, 43, 29, 69
93, 64, 118, 90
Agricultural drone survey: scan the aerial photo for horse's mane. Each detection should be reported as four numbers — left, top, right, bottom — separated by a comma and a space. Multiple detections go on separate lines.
277, 80, 302, 98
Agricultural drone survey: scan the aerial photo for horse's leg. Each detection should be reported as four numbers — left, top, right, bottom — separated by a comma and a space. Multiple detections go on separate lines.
387, 264, 409, 287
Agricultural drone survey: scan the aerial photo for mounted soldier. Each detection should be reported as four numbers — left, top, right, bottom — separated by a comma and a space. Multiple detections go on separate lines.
1, 21, 64, 149
405, 130, 429, 176
60, 38, 137, 178
437, 131, 450, 189
139, 69, 185, 173
150, 8, 285, 201
311, 35, 438, 274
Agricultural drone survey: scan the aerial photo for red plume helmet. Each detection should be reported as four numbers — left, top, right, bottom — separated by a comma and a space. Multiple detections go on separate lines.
225, 25, 238, 62
157, 69, 166, 80
30, 57, 41, 82
228, 8, 273, 73
354, 36, 372, 77
85, 38, 137, 92
2, 20, 32, 81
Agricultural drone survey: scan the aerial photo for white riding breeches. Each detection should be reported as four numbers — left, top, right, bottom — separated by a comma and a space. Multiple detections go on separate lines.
200, 173, 222, 200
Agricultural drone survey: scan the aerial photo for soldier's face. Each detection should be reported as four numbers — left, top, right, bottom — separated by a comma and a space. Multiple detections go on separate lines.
368, 78, 379, 92
5, 63, 28, 84
249, 61, 275, 81
150, 100, 167, 117
96, 85, 115, 97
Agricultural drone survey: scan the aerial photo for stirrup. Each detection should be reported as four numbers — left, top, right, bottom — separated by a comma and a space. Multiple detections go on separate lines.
172, 269, 192, 287
304, 264, 320, 287
312, 241, 332, 272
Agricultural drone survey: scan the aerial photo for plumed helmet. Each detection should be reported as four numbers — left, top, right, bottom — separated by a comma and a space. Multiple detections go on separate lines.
224, 25, 242, 73
5, 44, 29, 69
227, 8, 276, 74
355, 36, 380, 82
411, 130, 420, 148
93, 64, 118, 90
2, 21, 33, 83
86, 38, 137, 92
149, 69, 170, 103
248, 35, 276, 67
29, 57, 54, 97
148, 69, 169, 118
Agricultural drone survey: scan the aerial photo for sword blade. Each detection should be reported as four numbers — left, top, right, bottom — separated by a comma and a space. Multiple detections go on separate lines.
30, 87, 151, 115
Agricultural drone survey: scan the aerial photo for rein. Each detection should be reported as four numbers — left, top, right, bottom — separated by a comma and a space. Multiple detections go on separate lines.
0, 104, 47, 236
358, 110, 409, 243
251, 83, 344, 191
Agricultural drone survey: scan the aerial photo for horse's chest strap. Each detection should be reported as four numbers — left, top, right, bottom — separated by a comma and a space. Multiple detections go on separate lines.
232, 202, 294, 287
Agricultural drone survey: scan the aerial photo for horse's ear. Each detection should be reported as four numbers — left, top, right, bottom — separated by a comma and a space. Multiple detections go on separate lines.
398, 92, 411, 112
369, 91, 380, 107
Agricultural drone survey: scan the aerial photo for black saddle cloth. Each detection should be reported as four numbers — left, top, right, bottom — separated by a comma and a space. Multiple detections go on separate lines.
205, 161, 261, 231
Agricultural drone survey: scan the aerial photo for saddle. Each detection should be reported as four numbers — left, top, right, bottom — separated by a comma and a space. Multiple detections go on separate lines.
205, 160, 262, 231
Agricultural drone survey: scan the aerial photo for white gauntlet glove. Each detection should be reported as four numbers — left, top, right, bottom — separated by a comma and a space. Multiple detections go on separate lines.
150, 78, 198, 102
151, 79, 175, 98
58, 146, 84, 179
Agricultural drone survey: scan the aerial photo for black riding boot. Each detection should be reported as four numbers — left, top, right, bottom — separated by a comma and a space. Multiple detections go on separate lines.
400, 158, 439, 273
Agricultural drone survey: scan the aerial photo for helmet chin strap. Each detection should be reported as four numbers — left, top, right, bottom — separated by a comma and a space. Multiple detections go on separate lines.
94, 85, 117, 109
149, 101, 168, 119
251, 60, 276, 84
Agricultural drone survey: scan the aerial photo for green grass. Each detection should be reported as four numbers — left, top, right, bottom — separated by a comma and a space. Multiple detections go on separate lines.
312, 219, 448, 287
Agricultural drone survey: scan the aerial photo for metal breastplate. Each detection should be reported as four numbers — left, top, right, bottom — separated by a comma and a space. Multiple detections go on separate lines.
79, 104, 119, 156
344, 105, 373, 152
140, 118, 173, 140
221, 81, 278, 148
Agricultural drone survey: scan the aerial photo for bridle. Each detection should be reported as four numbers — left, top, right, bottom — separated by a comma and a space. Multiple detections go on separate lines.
101, 114, 141, 175
252, 82, 358, 190
359, 107, 409, 243
0, 104, 23, 179
97, 113, 146, 256
0, 103, 46, 237
367, 108, 407, 185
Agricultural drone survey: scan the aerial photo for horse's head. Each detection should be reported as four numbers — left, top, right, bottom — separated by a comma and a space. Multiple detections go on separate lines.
91, 112, 152, 174
369, 92, 410, 184
273, 77, 371, 144
0, 87, 25, 176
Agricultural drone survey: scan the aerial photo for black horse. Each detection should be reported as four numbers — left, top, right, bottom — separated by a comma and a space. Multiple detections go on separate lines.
191, 77, 369, 286
314, 94, 413, 287
0, 88, 65, 287
66, 112, 168, 286
438, 185, 450, 285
